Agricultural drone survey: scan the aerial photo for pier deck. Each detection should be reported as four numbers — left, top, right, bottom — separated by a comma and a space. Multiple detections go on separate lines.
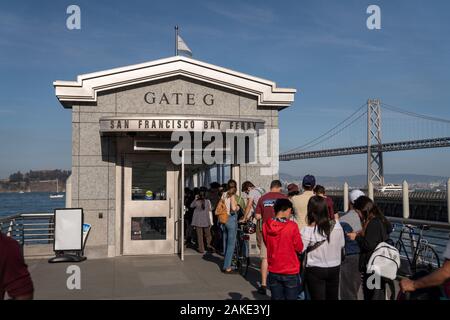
26, 251, 269, 300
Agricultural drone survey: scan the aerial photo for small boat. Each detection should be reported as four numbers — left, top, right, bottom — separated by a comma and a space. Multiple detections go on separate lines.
50, 194, 64, 199
377, 184, 403, 193
19, 190, 24, 194
49, 179, 64, 199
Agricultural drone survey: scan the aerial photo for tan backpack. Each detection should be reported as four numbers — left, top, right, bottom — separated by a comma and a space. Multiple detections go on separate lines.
215, 198, 229, 224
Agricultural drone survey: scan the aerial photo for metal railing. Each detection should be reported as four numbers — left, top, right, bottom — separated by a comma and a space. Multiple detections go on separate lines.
327, 189, 447, 201
1, 212, 448, 265
0, 212, 55, 245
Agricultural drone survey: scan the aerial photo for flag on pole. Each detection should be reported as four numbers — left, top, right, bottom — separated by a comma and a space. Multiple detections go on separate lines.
177, 34, 192, 57
175, 26, 192, 57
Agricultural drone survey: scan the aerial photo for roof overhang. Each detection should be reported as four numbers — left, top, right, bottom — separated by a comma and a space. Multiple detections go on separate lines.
53, 56, 296, 109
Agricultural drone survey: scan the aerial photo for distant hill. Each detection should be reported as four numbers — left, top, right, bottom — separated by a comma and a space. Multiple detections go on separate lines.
0, 169, 71, 193
280, 173, 447, 188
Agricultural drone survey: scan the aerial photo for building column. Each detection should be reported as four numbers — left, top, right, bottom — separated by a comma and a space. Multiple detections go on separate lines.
231, 165, 240, 195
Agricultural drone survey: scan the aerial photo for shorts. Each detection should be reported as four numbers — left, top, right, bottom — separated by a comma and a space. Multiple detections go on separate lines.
256, 223, 262, 250
260, 240, 267, 259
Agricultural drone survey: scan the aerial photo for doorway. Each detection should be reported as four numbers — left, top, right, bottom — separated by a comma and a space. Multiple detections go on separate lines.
122, 153, 177, 255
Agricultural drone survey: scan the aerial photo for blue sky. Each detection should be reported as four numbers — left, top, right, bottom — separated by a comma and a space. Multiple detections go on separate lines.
1, 0, 450, 179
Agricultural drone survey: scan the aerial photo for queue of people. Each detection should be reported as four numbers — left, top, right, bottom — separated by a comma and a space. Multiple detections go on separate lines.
183, 174, 428, 301
2, 174, 448, 301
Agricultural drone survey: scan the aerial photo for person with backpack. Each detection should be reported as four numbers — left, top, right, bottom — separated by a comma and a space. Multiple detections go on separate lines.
255, 180, 289, 295
190, 190, 214, 254
263, 198, 304, 300
215, 179, 245, 274
301, 196, 345, 300
347, 196, 393, 300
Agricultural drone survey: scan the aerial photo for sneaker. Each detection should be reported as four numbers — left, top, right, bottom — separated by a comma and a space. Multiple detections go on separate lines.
222, 269, 236, 274
257, 285, 267, 295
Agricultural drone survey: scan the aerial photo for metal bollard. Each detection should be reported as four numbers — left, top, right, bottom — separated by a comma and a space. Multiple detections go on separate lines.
343, 182, 349, 212
368, 181, 374, 201
447, 178, 450, 223
403, 180, 410, 219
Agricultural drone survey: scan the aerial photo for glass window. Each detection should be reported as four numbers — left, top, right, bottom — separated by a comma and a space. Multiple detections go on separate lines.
132, 162, 166, 200
131, 217, 166, 240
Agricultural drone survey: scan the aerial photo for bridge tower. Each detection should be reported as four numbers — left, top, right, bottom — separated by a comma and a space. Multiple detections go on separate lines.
367, 99, 384, 187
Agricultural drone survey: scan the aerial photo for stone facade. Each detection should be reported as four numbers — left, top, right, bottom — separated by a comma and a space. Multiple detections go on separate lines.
71, 77, 280, 258
56, 56, 295, 259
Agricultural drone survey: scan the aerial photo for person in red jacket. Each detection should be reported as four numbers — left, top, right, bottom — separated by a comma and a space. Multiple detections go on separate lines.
263, 198, 304, 300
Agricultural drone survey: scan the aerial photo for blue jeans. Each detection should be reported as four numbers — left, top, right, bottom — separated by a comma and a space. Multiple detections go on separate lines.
222, 214, 237, 270
268, 273, 301, 300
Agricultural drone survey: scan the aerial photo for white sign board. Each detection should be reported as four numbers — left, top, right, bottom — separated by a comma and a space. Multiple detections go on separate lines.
54, 208, 83, 251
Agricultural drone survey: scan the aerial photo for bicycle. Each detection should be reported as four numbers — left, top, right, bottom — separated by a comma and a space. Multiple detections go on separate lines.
393, 223, 441, 277
231, 221, 251, 278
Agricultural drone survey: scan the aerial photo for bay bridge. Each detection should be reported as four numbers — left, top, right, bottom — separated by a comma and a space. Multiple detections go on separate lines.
279, 99, 450, 187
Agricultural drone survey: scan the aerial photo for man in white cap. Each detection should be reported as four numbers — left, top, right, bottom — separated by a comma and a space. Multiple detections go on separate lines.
338, 189, 364, 300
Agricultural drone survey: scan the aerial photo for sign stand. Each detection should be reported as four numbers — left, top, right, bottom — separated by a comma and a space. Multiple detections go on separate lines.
48, 208, 88, 263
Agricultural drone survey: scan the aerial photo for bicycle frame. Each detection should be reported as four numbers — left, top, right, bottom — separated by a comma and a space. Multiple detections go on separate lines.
395, 224, 439, 275
232, 223, 250, 277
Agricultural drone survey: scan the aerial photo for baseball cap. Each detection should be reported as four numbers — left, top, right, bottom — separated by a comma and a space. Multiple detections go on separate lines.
287, 183, 299, 193
349, 189, 365, 204
302, 175, 316, 188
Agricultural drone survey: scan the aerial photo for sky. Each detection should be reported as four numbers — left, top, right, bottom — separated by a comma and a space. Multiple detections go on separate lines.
0, 0, 450, 179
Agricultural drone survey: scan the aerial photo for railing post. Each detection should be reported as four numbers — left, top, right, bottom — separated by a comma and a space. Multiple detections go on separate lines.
65, 174, 72, 208
403, 180, 410, 219
7, 220, 14, 237
368, 181, 374, 201
343, 182, 349, 212
447, 178, 450, 223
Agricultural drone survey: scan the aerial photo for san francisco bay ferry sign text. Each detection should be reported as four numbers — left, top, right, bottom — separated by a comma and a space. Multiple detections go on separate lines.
100, 117, 264, 133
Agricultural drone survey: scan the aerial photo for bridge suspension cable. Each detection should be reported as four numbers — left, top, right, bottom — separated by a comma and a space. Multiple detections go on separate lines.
281, 103, 366, 154
280, 99, 450, 187
381, 103, 450, 124
282, 101, 450, 156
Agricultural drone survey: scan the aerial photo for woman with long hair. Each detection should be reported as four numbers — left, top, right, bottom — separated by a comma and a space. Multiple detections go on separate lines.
301, 195, 345, 300
190, 190, 213, 254
221, 179, 243, 273
347, 196, 392, 300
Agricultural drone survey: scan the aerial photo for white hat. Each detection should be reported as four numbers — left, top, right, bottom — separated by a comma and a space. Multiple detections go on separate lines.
349, 189, 365, 204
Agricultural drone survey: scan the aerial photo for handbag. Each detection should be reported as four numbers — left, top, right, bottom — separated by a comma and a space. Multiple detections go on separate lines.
300, 221, 337, 280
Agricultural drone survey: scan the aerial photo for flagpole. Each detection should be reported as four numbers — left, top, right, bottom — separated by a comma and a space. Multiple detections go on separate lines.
175, 25, 179, 56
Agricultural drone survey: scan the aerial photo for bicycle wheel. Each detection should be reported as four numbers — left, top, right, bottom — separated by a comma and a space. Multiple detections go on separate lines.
231, 243, 240, 271
396, 239, 413, 277
415, 244, 441, 273
238, 241, 250, 278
